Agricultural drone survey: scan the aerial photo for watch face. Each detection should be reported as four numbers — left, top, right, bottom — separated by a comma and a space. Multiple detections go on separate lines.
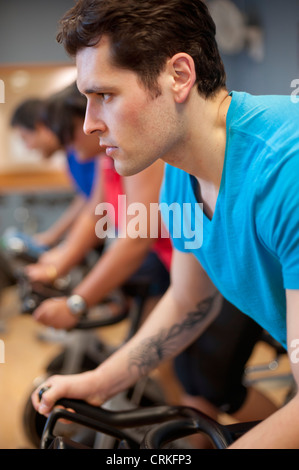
67, 295, 86, 316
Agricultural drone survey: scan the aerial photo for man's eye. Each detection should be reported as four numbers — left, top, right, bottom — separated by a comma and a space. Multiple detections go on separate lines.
98, 93, 111, 101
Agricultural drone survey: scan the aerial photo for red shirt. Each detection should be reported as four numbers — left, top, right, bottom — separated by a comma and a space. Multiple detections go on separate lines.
101, 156, 172, 271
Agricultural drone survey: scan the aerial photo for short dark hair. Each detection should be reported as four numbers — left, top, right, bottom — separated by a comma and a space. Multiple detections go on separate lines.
11, 99, 44, 130
41, 82, 87, 146
57, 0, 226, 98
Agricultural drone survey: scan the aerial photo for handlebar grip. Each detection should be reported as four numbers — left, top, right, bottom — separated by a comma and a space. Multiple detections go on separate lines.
17, 272, 130, 328
75, 303, 129, 329
17, 273, 70, 314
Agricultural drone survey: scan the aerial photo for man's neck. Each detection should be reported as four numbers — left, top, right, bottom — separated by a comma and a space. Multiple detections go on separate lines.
171, 88, 231, 219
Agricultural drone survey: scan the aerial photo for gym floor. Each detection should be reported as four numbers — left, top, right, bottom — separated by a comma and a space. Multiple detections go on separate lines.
0, 284, 293, 449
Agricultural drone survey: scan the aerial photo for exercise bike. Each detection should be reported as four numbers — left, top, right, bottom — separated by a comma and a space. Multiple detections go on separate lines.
18, 271, 167, 449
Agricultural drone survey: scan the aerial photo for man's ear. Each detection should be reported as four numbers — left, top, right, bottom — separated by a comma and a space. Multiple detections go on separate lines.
168, 53, 196, 103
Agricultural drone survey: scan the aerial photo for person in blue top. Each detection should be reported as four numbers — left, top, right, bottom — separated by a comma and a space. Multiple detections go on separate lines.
10, 91, 98, 252
32, 0, 299, 448
67, 150, 95, 199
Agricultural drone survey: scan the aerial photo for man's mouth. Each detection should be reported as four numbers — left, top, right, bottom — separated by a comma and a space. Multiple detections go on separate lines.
100, 143, 118, 157
106, 147, 117, 157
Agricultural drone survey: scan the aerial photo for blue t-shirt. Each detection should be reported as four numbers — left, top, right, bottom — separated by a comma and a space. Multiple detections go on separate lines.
67, 150, 96, 198
160, 91, 299, 349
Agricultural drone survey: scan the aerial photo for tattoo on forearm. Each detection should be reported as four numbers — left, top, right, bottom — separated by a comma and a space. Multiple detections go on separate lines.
128, 292, 219, 376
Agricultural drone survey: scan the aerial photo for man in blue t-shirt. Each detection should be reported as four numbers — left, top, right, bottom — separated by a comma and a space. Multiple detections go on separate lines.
160, 92, 299, 352
32, 0, 299, 448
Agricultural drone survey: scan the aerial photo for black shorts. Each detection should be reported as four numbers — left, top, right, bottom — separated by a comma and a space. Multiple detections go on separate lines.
174, 298, 263, 414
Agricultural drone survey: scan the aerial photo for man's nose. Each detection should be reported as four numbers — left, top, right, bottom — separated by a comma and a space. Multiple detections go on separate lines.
84, 104, 107, 135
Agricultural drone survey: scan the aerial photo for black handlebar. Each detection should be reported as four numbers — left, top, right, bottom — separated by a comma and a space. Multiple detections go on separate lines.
40, 398, 239, 449
16, 271, 71, 313
16, 271, 130, 330
140, 417, 259, 449
141, 418, 232, 450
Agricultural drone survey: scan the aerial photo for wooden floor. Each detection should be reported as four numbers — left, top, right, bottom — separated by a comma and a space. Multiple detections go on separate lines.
0, 287, 59, 449
0, 285, 294, 449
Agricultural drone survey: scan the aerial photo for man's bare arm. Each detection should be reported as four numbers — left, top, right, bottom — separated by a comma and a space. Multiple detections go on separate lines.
128, 293, 219, 376
32, 250, 222, 414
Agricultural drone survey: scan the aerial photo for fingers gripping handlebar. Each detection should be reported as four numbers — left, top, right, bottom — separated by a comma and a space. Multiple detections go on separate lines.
17, 272, 70, 313
17, 271, 130, 329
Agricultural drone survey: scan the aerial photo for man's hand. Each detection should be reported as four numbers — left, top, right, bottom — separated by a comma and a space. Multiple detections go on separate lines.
33, 297, 79, 330
25, 245, 66, 284
25, 263, 58, 284
32, 370, 105, 417
38, 245, 65, 266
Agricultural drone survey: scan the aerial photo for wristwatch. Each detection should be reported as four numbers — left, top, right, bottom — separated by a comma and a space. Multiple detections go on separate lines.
66, 294, 87, 317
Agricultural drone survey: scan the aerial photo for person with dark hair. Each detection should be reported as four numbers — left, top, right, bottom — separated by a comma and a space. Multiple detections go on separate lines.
11, 98, 60, 159
10, 91, 98, 250
31, 0, 299, 448
11, 99, 43, 131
